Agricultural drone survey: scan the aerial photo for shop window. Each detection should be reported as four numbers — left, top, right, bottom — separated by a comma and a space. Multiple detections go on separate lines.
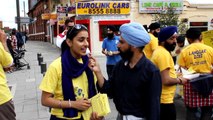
98, 20, 130, 41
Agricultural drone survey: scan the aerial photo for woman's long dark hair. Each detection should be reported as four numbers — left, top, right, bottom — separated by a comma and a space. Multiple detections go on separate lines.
61, 25, 88, 55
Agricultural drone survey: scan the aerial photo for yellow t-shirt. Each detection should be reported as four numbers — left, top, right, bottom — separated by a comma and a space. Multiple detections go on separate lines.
39, 57, 97, 120
178, 43, 213, 73
0, 42, 13, 105
144, 33, 158, 59
151, 46, 177, 104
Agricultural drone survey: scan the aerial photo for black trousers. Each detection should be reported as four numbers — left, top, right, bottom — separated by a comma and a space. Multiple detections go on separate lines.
160, 103, 176, 120
106, 65, 115, 79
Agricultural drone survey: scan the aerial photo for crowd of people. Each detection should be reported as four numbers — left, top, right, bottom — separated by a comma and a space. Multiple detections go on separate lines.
1, 18, 213, 120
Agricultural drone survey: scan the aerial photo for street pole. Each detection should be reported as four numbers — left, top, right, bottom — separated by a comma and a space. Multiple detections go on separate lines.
23, 1, 27, 31
16, 0, 20, 31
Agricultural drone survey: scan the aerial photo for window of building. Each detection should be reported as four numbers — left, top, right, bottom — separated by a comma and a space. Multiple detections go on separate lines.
98, 20, 130, 41
189, 22, 208, 32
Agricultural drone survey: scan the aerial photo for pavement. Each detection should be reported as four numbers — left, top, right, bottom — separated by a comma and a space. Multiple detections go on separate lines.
6, 41, 185, 120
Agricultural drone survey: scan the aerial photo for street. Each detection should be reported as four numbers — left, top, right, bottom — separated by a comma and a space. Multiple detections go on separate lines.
6, 41, 185, 120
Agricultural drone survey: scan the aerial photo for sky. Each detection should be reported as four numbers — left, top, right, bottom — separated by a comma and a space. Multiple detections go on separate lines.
0, 0, 213, 29
0, 0, 28, 29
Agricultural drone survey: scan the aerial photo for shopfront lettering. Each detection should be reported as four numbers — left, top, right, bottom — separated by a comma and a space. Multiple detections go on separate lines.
77, 2, 130, 15
112, 3, 129, 8
88, 8, 121, 14
77, 3, 110, 9
142, 2, 182, 8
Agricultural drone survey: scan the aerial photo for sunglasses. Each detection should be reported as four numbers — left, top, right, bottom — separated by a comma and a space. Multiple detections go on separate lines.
68, 24, 88, 35
67, 26, 73, 30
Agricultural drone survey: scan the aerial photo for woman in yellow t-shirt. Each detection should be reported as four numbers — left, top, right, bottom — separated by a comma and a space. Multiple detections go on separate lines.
39, 24, 102, 120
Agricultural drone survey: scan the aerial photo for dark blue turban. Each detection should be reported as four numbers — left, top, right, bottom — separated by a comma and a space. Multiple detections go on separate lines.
158, 26, 178, 42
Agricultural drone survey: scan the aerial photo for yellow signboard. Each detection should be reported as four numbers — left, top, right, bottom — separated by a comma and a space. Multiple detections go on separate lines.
50, 14, 57, 19
76, 2, 130, 15
202, 30, 213, 48
42, 14, 57, 20
57, 16, 67, 25
41, 13, 50, 20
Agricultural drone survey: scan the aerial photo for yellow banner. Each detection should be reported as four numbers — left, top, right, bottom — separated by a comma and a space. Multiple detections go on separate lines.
202, 30, 213, 48
76, 2, 130, 15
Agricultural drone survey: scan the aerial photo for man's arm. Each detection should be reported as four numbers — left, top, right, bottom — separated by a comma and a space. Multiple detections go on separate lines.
161, 68, 188, 85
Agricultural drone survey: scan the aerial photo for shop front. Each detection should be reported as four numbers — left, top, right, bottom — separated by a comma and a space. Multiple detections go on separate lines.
74, 1, 131, 55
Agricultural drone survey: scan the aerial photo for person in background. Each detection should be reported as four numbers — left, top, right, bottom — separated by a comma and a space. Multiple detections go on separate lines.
39, 24, 103, 120
151, 26, 188, 120
90, 22, 162, 120
0, 29, 16, 120
21, 31, 28, 51
56, 19, 75, 49
178, 28, 213, 120
171, 35, 185, 64
15, 29, 24, 50
144, 22, 160, 59
102, 25, 121, 79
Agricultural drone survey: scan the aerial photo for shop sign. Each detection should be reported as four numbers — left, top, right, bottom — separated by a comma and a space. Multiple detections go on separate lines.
42, 14, 57, 20
139, 0, 183, 13
202, 30, 213, 48
67, 5, 76, 14
50, 14, 57, 19
76, 1, 130, 15
57, 15, 67, 25
42, 13, 50, 20
57, 6, 67, 14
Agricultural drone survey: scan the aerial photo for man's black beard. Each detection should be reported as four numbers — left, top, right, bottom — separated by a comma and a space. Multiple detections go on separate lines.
164, 41, 176, 52
153, 31, 159, 38
107, 33, 114, 39
118, 47, 133, 61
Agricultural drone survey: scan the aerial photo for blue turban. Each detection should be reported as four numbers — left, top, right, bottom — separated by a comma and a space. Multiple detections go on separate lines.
119, 22, 150, 47
158, 26, 178, 42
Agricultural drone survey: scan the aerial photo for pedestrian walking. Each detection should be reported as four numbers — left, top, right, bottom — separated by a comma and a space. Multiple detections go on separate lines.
151, 26, 188, 120
39, 24, 103, 120
144, 22, 160, 59
89, 22, 162, 120
14, 29, 24, 50
102, 25, 121, 79
0, 29, 16, 120
178, 28, 213, 120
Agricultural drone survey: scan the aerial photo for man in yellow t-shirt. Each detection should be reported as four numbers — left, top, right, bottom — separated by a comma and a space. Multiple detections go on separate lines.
151, 26, 188, 120
144, 22, 160, 59
0, 30, 16, 120
178, 28, 213, 120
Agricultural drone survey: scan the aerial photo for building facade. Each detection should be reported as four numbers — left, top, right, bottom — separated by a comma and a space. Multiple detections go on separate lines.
27, 0, 213, 55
